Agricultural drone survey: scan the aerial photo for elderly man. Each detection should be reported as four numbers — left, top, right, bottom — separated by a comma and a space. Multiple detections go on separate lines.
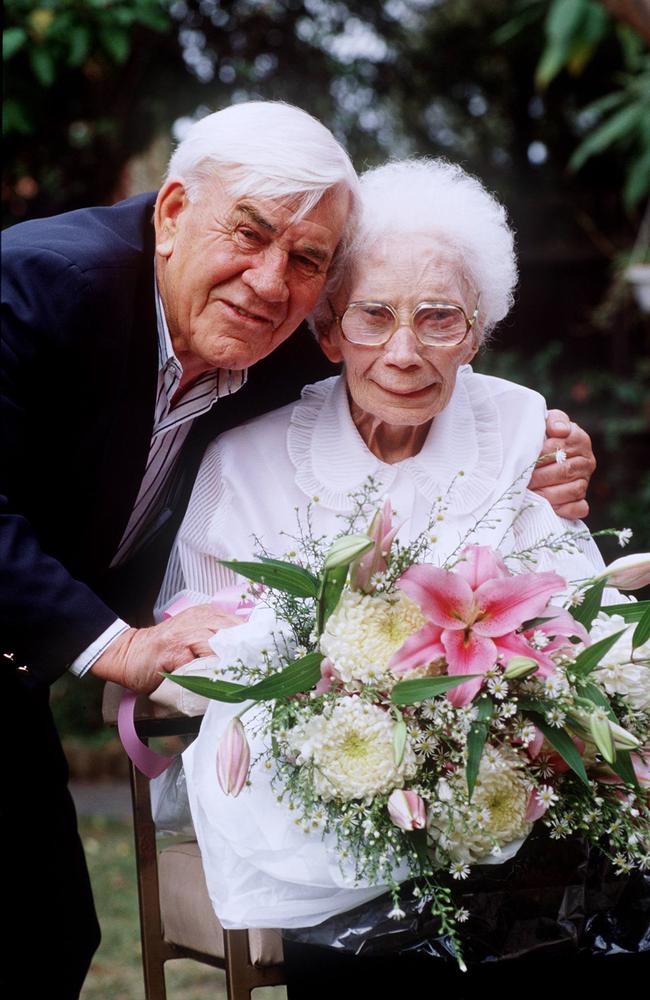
1, 101, 594, 996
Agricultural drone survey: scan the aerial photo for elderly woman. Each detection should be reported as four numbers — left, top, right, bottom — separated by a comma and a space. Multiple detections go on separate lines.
157, 158, 609, 986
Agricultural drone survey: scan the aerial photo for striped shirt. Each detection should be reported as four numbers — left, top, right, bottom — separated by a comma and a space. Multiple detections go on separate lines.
69, 281, 247, 676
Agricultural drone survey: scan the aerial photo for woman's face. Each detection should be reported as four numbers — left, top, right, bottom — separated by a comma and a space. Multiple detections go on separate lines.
320, 235, 480, 435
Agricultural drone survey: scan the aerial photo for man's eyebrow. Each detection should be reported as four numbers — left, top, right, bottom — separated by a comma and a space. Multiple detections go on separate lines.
236, 202, 278, 234
235, 202, 330, 263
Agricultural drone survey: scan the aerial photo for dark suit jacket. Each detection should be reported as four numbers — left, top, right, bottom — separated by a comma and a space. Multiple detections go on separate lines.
1, 192, 336, 686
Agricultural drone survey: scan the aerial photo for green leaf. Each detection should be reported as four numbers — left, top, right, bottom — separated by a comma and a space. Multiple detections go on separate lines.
2, 97, 32, 135
218, 558, 319, 598
569, 104, 644, 172
570, 580, 605, 629
632, 604, 650, 649
609, 748, 640, 789
162, 651, 323, 703
466, 696, 494, 800
536, 0, 588, 88
535, 44, 570, 90
624, 147, 650, 211
579, 681, 617, 721
67, 25, 90, 67
491, 6, 542, 46
317, 563, 348, 631
162, 673, 248, 702
392, 711, 407, 767
521, 616, 556, 630
391, 674, 480, 705
133, 7, 172, 33
244, 651, 323, 700
526, 713, 590, 786
3, 26, 27, 60
617, 23, 645, 72
577, 89, 628, 122
602, 601, 650, 623
408, 827, 430, 868
517, 696, 551, 714
29, 47, 56, 87
99, 27, 130, 64
546, 0, 588, 42
571, 628, 626, 676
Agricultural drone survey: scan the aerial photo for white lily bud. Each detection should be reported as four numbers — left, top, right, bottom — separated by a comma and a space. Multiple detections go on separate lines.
589, 710, 616, 765
323, 534, 373, 571
597, 552, 650, 590
216, 717, 250, 797
503, 655, 538, 680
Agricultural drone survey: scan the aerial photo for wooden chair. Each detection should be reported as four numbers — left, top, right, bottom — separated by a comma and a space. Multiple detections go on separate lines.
102, 682, 286, 1000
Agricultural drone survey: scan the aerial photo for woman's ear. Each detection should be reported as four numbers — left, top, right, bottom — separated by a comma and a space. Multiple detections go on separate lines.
154, 180, 187, 258
462, 335, 479, 366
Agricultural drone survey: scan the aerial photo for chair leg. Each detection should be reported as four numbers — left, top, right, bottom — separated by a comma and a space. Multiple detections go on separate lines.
129, 759, 168, 1000
224, 929, 254, 1000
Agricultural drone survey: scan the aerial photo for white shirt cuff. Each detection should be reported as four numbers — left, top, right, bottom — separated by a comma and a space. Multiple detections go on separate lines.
68, 619, 130, 677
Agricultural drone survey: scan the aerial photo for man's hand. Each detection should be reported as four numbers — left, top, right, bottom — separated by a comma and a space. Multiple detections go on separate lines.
529, 409, 596, 520
90, 605, 240, 693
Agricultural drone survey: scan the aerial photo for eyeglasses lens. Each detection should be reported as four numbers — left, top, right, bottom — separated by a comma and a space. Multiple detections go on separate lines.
341, 303, 467, 346
414, 306, 466, 345
341, 304, 394, 344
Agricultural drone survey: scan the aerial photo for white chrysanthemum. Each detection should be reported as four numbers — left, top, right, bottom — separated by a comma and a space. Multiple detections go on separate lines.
429, 748, 532, 864
590, 613, 650, 711
320, 589, 425, 685
593, 662, 650, 711
287, 696, 416, 801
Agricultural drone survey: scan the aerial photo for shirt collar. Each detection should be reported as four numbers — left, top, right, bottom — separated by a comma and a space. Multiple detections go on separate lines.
153, 277, 248, 394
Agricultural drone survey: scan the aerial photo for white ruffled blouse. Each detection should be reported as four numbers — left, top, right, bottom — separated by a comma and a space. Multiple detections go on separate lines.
159, 369, 604, 611
160, 369, 607, 931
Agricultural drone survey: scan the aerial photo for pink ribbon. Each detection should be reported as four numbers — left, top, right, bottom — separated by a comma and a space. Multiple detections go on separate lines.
117, 690, 177, 779
117, 588, 255, 778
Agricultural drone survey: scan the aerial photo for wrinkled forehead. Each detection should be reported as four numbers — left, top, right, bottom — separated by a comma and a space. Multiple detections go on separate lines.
345, 232, 475, 306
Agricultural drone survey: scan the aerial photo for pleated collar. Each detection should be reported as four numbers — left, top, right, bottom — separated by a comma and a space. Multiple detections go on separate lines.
287, 370, 503, 514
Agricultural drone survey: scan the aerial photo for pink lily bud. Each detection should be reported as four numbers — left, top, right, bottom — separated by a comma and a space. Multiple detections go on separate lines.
315, 657, 338, 694
387, 789, 427, 830
598, 552, 650, 590
216, 717, 250, 797
525, 788, 549, 822
351, 499, 398, 593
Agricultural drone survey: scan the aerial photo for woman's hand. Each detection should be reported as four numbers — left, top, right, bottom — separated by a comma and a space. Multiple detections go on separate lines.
529, 409, 596, 520
90, 605, 241, 693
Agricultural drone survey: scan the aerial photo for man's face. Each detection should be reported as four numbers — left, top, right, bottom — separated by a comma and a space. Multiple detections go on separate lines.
155, 175, 349, 373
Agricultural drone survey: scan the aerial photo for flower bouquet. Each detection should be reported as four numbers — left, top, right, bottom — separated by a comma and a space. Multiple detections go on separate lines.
168, 500, 650, 969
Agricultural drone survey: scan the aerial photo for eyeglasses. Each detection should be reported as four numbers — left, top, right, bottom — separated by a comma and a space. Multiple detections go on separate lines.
332, 296, 480, 348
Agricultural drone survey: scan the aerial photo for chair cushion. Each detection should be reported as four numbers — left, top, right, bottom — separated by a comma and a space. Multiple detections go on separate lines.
158, 841, 284, 967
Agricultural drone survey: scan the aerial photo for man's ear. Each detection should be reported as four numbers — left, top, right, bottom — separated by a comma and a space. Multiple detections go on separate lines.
318, 321, 344, 364
154, 180, 188, 258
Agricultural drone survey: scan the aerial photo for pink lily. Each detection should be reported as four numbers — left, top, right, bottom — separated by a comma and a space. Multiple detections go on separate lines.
526, 725, 585, 774
216, 717, 250, 797
350, 499, 399, 593
391, 545, 565, 706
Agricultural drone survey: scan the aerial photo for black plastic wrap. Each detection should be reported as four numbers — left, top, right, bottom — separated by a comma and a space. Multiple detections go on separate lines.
283, 832, 650, 967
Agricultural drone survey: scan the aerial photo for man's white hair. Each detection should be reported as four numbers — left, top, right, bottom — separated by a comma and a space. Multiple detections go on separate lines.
167, 100, 359, 217
312, 157, 517, 340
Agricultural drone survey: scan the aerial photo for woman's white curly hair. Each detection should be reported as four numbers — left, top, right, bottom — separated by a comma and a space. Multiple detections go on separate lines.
311, 157, 517, 342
